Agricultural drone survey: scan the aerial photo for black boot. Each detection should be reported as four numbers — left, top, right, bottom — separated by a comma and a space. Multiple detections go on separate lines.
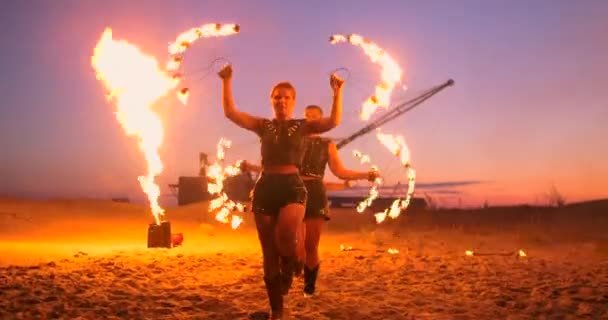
303, 264, 320, 297
279, 256, 296, 296
263, 275, 284, 319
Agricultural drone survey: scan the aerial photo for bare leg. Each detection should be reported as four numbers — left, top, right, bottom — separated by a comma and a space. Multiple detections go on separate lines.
303, 216, 324, 296
304, 217, 324, 269
255, 213, 280, 277
275, 203, 306, 259
254, 213, 283, 318
275, 203, 305, 296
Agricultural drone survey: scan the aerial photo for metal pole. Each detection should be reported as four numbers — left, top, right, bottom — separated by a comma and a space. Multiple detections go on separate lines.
336, 79, 454, 149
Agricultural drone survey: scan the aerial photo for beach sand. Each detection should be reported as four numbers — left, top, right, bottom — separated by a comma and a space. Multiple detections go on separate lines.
1, 197, 607, 319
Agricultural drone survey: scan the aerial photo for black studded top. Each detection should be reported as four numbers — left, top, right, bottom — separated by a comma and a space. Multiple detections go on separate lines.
299, 136, 331, 178
256, 119, 307, 167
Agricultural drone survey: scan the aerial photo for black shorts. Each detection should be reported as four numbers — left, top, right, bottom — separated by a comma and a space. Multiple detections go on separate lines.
303, 179, 330, 221
251, 173, 307, 215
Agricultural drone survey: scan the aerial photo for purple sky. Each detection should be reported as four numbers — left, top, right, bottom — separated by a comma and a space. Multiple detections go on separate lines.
1, 0, 607, 207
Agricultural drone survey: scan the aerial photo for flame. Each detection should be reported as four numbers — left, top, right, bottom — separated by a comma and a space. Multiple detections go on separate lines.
167, 23, 239, 105
352, 151, 382, 213
206, 138, 245, 228
374, 211, 387, 223
465, 250, 474, 257
231, 215, 243, 229
91, 28, 177, 225
330, 34, 403, 121
518, 249, 527, 257
387, 248, 399, 254
353, 150, 371, 164
168, 24, 240, 58
375, 131, 417, 221
340, 244, 354, 251
177, 88, 189, 105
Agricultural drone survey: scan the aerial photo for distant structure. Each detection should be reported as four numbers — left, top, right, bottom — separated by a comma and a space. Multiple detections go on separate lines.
168, 152, 254, 206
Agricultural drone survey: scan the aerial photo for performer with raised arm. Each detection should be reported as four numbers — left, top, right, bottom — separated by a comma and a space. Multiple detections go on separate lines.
218, 64, 343, 319
241, 104, 380, 298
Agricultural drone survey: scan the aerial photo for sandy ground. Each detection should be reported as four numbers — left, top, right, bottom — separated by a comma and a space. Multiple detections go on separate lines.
1, 197, 607, 319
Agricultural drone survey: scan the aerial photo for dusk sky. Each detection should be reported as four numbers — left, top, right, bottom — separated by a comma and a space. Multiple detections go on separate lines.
1, 0, 607, 207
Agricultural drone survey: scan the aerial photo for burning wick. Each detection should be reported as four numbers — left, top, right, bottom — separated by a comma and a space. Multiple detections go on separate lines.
340, 244, 354, 252
465, 250, 474, 257
387, 248, 399, 254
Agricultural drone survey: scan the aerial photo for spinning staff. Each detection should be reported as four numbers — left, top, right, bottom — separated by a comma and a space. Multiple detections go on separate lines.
330, 33, 455, 222
164, 24, 247, 228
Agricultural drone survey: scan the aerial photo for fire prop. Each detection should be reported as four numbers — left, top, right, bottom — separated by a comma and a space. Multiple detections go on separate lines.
330, 34, 403, 121
206, 138, 245, 229
92, 23, 240, 248
91, 28, 177, 226
373, 132, 416, 223
353, 150, 382, 213
166, 24, 240, 105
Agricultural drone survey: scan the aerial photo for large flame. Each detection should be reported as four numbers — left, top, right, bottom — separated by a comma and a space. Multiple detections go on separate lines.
330, 34, 403, 121
374, 131, 417, 223
92, 28, 177, 225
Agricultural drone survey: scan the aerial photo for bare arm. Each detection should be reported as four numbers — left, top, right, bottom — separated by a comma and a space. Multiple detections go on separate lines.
327, 143, 378, 181
305, 74, 344, 134
240, 160, 262, 173
218, 65, 262, 132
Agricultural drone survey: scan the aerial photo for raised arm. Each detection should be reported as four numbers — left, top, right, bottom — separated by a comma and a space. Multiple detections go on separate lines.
327, 142, 380, 181
218, 64, 262, 132
305, 73, 344, 134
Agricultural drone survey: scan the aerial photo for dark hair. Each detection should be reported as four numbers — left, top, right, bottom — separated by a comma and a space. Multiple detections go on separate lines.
270, 82, 296, 99
305, 105, 323, 115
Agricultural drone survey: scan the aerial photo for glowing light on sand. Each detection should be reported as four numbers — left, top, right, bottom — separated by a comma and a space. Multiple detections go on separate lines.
330, 34, 403, 120
340, 244, 354, 251
92, 28, 177, 225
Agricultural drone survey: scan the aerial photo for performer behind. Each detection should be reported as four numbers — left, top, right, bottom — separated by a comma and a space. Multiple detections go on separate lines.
298, 105, 380, 297
218, 64, 344, 319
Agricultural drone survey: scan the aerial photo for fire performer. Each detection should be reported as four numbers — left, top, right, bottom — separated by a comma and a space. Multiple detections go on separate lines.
217, 64, 344, 319
241, 105, 380, 298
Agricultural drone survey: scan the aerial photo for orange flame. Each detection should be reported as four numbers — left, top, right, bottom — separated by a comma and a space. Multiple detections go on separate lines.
353, 150, 371, 164
330, 34, 403, 121
387, 248, 399, 254
177, 88, 189, 105
167, 24, 239, 105
340, 244, 354, 251
91, 28, 177, 225
231, 215, 243, 229
206, 138, 245, 228
518, 249, 527, 257
465, 250, 474, 256
168, 24, 240, 58
375, 131, 416, 221
353, 151, 382, 213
